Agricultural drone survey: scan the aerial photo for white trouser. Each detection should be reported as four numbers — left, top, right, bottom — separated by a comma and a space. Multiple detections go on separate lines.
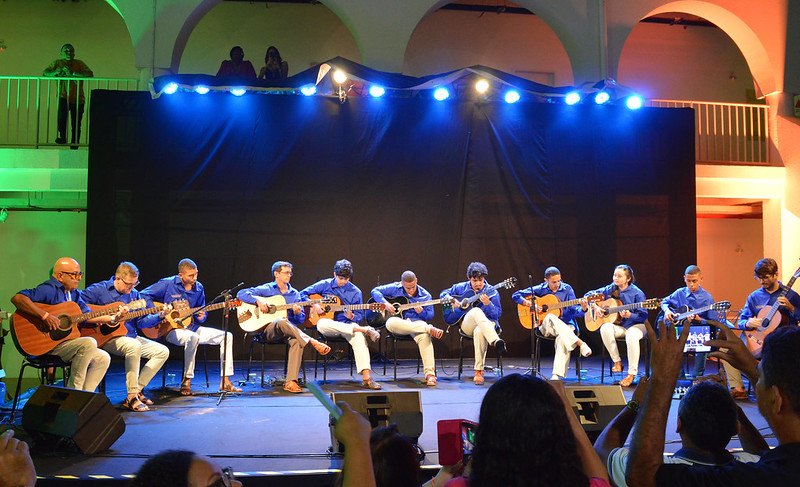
722, 355, 745, 389
51, 336, 110, 392
600, 322, 646, 375
102, 336, 169, 394
386, 317, 435, 376
460, 308, 500, 372
316, 318, 371, 373
167, 326, 235, 378
539, 314, 580, 378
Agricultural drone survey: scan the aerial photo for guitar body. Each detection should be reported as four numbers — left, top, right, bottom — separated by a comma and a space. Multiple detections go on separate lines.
517, 294, 562, 330
11, 301, 84, 356
304, 294, 338, 328
366, 296, 409, 328
237, 295, 290, 332
584, 298, 622, 332
442, 291, 477, 326
141, 300, 190, 339
81, 302, 129, 347
744, 306, 785, 357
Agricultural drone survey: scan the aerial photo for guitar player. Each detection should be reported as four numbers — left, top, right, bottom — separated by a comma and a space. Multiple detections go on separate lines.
439, 262, 506, 386
725, 258, 800, 400
236, 260, 331, 394
82, 262, 170, 411
10, 257, 122, 392
512, 266, 592, 381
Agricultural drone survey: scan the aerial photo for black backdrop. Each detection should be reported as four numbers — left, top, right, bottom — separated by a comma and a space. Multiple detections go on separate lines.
87, 90, 696, 358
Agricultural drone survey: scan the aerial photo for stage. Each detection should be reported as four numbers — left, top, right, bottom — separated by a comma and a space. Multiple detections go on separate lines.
2, 354, 772, 486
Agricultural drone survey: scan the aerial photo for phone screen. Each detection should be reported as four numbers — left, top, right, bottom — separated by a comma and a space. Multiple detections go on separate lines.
681, 325, 712, 352
461, 422, 476, 459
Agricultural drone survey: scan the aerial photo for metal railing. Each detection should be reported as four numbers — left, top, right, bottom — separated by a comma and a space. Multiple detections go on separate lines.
650, 99, 770, 164
0, 76, 139, 148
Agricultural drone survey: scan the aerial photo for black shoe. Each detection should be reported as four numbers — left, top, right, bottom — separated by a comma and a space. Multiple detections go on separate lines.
494, 338, 506, 356
55, 137, 66, 144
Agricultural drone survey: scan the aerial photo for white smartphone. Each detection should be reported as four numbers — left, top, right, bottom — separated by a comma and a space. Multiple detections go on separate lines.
306, 381, 342, 420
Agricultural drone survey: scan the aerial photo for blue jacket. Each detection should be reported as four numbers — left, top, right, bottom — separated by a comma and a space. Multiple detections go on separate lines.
18, 277, 90, 313
439, 281, 502, 321
513, 281, 581, 324
737, 284, 800, 329
661, 286, 718, 324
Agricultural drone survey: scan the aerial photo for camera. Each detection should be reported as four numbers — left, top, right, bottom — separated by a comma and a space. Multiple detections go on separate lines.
680, 325, 713, 353
437, 419, 477, 466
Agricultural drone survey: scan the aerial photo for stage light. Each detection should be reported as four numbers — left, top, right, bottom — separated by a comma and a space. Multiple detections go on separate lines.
594, 91, 610, 105
230, 88, 246, 97
194, 86, 210, 95
333, 70, 347, 84
433, 87, 450, 101
475, 79, 489, 94
300, 85, 317, 96
504, 90, 520, 104
163, 82, 178, 95
565, 91, 581, 105
369, 85, 385, 98
625, 94, 643, 110
0, 208, 7, 223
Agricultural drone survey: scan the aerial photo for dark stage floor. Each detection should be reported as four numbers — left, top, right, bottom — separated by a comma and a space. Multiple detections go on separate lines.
1, 355, 774, 486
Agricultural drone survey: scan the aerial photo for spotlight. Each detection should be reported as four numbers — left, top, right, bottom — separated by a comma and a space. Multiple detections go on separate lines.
332, 70, 347, 84
564, 91, 581, 105
474, 79, 489, 94
230, 88, 246, 97
594, 91, 610, 105
368, 85, 386, 98
300, 85, 317, 96
625, 94, 643, 110
433, 87, 450, 101
194, 86, 210, 95
0, 208, 7, 223
504, 90, 520, 104
163, 82, 178, 95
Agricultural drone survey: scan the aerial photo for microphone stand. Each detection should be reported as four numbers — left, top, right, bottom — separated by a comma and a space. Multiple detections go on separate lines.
525, 274, 542, 377
208, 282, 244, 406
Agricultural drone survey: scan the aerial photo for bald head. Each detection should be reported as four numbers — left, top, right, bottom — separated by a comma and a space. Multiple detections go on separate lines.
53, 257, 83, 290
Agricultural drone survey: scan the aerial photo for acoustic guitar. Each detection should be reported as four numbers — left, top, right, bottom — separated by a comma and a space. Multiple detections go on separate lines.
365, 295, 455, 328
744, 265, 800, 357
303, 294, 384, 328
656, 300, 732, 327
237, 294, 337, 332
584, 297, 662, 332
81, 300, 167, 347
11, 300, 136, 356
140, 299, 241, 339
442, 277, 517, 326
517, 293, 603, 330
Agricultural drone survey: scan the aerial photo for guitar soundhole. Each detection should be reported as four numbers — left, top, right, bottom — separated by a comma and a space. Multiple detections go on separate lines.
57, 316, 72, 331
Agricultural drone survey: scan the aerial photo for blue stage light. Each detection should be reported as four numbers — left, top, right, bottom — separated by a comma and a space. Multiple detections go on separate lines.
369, 85, 386, 98
300, 85, 317, 96
504, 90, 520, 104
625, 95, 643, 110
565, 91, 581, 105
433, 87, 450, 101
194, 86, 210, 95
230, 88, 246, 97
163, 82, 178, 95
594, 91, 610, 105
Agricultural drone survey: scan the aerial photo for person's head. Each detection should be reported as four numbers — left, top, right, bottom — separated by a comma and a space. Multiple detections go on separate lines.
676, 381, 737, 452
114, 261, 140, 295
469, 374, 589, 486
757, 326, 800, 437
229, 46, 244, 63
369, 425, 421, 487
130, 449, 242, 487
401, 270, 417, 296
52, 257, 83, 291
333, 259, 353, 287
272, 260, 293, 284
683, 265, 702, 293
754, 258, 779, 291
544, 266, 562, 292
613, 264, 635, 288
178, 258, 198, 287
265, 46, 282, 63
466, 262, 488, 292
60, 43, 75, 60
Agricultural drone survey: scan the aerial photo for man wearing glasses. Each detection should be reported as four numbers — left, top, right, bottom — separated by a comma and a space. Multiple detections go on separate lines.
82, 262, 170, 411
236, 261, 332, 393
11, 257, 121, 391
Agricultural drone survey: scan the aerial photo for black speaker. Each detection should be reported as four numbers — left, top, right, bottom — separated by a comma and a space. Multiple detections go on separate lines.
329, 391, 422, 453
564, 384, 626, 442
22, 385, 126, 454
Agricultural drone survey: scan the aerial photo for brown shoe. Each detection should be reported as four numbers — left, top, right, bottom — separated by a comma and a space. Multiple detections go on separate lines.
473, 370, 485, 385
425, 374, 437, 386
283, 380, 303, 394
611, 361, 623, 373
731, 388, 748, 400
362, 378, 382, 390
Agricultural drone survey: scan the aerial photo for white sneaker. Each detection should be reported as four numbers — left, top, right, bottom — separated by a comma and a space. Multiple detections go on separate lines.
365, 326, 381, 342
550, 375, 562, 381
579, 342, 593, 357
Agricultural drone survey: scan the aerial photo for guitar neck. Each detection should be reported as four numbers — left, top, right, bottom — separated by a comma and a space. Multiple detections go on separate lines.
606, 301, 648, 314
396, 298, 449, 312
543, 297, 583, 311
329, 303, 378, 311
73, 305, 122, 325
122, 304, 165, 320
274, 298, 325, 311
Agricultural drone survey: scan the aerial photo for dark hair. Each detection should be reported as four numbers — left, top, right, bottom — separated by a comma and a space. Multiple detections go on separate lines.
615, 264, 635, 284
178, 258, 197, 273
266, 45, 282, 63
334, 259, 353, 278
466, 262, 488, 279
684, 265, 701, 275
468, 374, 589, 487
401, 270, 416, 283
677, 381, 737, 451
370, 425, 420, 487
272, 261, 292, 274
754, 258, 778, 279
761, 326, 800, 413
544, 266, 561, 278
130, 449, 194, 487
230, 45, 243, 57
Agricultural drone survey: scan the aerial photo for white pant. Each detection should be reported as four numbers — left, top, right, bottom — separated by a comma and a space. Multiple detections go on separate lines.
538, 314, 580, 378
600, 322, 646, 375
167, 326, 235, 378
315, 318, 371, 373
51, 336, 110, 392
722, 355, 744, 389
460, 308, 500, 372
386, 317, 435, 376
102, 336, 169, 394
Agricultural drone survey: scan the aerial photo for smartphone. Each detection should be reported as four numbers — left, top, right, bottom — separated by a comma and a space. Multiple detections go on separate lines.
437, 419, 477, 465
306, 381, 342, 420
680, 325, 712, 353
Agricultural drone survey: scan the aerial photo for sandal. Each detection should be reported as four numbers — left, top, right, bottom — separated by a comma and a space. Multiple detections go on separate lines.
283, 380, 302, 394
137, 392, 154, 406
619, 374, 636, 387
473, 371, 485, 385
180, 379, 192, 396
611, 362, 623, 373
123, 396, 149, 412
425, 374, 437, 386
428, 326, 444, 340
311, 339, 331, 356
220, 382, 242, 393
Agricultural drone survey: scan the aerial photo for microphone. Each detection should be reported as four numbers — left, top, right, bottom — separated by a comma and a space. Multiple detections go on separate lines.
220, 282, 245, 297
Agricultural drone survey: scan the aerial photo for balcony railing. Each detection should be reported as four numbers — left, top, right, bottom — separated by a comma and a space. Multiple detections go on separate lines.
0, 76, 139, 148
649, 99, 770, 164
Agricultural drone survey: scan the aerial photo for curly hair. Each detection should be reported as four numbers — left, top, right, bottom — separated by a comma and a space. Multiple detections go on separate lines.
130, 449, 194, 487
468, 374, 590, 487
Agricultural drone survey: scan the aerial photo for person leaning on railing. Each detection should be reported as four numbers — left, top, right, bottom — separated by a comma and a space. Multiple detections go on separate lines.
42, 43, 93, 146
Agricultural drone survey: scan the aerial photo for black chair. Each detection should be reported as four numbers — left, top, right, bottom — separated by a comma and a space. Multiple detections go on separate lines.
314, 332, 355, 383
382, 330, 422, 381
532, 319, 583, 381
600, 321, 651, 384
245, 331, 306, 387
160, 341, 210, 390
457, 324, 504, 380
10, 354, 70, 422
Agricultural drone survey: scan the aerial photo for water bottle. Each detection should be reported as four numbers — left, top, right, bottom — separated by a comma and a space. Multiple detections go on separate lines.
0, 381, 6, 406
579, 369, 588, 381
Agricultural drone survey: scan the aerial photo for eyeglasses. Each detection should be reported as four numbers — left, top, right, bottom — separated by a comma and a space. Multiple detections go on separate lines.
117, 277, 140, 287
278, 270, 293, 276
60, 271, 83, 279
208, 467, 236, 487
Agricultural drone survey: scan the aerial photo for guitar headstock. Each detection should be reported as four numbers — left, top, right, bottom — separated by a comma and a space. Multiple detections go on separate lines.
792, 265, 800, 280
495, 277, 517, 290
713, 300, 732, 312
586, 293, 604, 304
128, 299, 147, 310
366, 303, 384, 311
642, 298, 662, 310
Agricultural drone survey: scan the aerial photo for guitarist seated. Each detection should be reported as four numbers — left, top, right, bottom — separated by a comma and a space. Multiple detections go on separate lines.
440, 262, 506, 386
512, 266, 592, 381
236, 260, 332, 394
725, 258, 800, 399
10, 256, 123, 392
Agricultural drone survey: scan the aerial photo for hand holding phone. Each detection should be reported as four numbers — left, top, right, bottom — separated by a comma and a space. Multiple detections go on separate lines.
306, 381, 342, 420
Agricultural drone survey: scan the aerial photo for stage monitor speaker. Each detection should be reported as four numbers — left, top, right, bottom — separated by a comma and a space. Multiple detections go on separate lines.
564, 384, 626, 443
22, 385, 125, 455
329, 391, 422, 453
